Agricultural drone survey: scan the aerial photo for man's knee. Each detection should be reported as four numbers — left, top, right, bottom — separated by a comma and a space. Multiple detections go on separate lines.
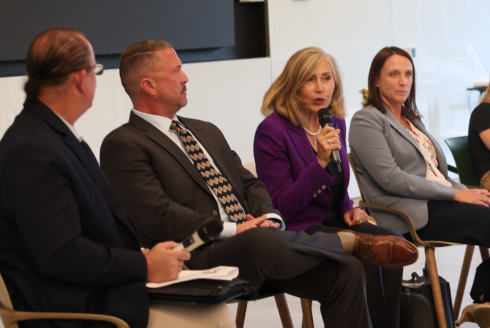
233, 227, 292, 257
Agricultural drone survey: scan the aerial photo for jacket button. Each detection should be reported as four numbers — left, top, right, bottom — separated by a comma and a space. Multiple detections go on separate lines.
322, 185, 326, 189
313, 193, 317, 198
212, 211, 218, 216
317, 189, 321, 193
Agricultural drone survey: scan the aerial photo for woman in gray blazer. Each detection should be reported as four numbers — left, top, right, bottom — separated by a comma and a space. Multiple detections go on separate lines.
349, 46, 490, 325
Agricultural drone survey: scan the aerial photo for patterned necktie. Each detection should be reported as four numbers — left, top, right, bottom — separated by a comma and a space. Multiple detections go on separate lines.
170, 120, 247, 223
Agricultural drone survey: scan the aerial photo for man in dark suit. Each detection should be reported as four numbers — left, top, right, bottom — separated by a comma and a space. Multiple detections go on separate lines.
0, 28, 234, 328
101, 40, 418, 327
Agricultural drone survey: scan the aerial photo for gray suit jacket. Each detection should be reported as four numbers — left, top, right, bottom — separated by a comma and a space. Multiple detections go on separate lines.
349, 105, 466, 234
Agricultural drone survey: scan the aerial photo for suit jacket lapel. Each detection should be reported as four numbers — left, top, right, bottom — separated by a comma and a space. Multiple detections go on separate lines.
288, 121, 316, 166
26, 100, 136, 234
129, 113, 211, 195
385, 109, 424, 158
66, 137, 136, 231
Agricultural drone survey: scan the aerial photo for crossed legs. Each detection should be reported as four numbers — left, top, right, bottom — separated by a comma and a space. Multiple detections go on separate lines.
187, 227, 372, 328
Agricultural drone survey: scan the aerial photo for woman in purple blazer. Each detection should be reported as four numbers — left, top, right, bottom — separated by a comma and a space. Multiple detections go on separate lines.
254, 47, 405, 328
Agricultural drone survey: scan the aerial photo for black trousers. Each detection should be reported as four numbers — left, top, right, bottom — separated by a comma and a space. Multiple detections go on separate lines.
403, 200, 490, 300
306, 222, 403, 328
188, 227, 372, 328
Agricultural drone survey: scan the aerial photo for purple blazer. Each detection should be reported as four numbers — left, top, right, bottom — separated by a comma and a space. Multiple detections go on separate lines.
254, 112, 353, 232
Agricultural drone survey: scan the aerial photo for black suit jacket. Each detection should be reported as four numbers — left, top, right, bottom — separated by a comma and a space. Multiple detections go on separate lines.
100, 112, 280, 252
0, 100, 148, 328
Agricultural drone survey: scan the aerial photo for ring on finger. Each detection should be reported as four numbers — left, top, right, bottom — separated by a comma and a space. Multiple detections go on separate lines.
327, 138, 332, 145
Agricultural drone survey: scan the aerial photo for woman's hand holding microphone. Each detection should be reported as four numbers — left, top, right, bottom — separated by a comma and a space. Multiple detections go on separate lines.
316, 126, 341, 169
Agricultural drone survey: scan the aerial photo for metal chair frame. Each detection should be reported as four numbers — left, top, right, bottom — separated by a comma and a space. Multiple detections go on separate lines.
228, 294, 295, 328
445, 136, 490, 320
0, 272, 129, 328
348, 153, 460, 328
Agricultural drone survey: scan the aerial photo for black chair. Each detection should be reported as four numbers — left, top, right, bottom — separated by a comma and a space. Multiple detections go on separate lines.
445, 136, 480, 188
445, 136, 490, 321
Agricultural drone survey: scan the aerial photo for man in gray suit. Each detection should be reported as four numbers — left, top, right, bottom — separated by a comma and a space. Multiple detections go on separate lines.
101, 40, 418, 327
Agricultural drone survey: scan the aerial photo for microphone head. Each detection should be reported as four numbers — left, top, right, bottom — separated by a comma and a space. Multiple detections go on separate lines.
318, 106, 332, 128
197, 219, 224, 242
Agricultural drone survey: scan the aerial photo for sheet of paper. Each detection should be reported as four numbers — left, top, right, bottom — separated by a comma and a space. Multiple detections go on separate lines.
146, 266, 239, 288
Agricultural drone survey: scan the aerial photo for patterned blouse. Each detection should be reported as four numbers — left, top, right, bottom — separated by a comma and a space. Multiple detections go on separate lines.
405, 119, 453, 188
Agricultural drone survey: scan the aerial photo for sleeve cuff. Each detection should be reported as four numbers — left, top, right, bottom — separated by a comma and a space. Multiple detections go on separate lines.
266, 213, 286, 231
218, 221, 237, 239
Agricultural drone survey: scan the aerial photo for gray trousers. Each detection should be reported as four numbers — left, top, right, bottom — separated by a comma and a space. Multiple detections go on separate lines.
188, 227, 372, 328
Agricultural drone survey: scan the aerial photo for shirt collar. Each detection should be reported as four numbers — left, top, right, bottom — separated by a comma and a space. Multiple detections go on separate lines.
52, 111, 83, 142
131, 108, 179, 136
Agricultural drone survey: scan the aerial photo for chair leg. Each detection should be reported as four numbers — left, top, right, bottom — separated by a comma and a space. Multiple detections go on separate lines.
454, 245, 475, 320
300, 298, 314, 328
425, 247, 447, 328
235, 301, 247, 328
274, 294, 294, 328
479, 246, 490, 261
0, 307, 18, 328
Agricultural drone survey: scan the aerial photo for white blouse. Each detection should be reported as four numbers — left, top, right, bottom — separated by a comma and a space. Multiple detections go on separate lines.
405, 119, 453, 188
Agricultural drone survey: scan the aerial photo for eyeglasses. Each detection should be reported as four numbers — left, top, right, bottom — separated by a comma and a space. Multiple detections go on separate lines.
93, 63, 104, 75
87, 63, 104, 75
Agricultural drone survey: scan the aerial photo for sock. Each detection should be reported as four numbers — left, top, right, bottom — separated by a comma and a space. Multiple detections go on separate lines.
337, 231, 356, 254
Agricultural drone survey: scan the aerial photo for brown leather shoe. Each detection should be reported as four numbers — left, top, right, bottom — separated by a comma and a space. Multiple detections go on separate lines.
347, 231, 418, 268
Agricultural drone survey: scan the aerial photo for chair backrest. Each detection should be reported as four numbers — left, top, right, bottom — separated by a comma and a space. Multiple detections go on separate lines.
445, 136, 480, 188
243, 162, 257, 178
347, 154, 365, 202
347, 153, 459, 247
0, 272, 14, 311
0, 271, 18, 328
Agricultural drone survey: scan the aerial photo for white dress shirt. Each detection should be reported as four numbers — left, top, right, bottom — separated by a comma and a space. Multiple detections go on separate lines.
53, 111, 83, 142
132, 109, 284, 239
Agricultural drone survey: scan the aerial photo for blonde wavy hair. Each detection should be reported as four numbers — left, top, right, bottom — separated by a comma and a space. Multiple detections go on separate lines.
480, 82, 490, 105
261, 47, 345, 126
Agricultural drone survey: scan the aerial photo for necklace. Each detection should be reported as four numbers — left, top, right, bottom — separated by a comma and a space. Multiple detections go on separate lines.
303, 125, 321, 145
303, 125, 321, 136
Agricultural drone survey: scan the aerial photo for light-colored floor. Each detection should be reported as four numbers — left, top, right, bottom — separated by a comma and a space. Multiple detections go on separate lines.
225, 245, 483, 328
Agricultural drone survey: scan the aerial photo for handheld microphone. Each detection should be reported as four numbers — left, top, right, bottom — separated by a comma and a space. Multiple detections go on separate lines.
173, 220, 223, 252
318, 106, 342, 173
